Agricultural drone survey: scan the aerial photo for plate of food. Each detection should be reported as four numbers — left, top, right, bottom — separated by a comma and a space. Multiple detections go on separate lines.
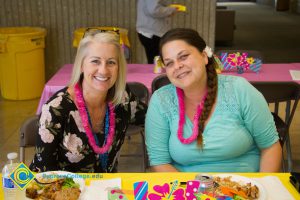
25, 171, 85, 200
213, 174, 267, 200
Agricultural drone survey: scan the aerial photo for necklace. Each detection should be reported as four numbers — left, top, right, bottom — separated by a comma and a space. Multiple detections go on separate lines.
86, 105, 109, 169
176, 87, 207, 144
74, 83, 115, 154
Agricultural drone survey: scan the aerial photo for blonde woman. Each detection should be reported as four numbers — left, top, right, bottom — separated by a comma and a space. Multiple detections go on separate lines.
30, 31, 147, 172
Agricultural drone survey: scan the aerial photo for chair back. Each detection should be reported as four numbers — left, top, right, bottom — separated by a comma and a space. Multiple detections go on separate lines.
252, 82, 300, 127
251, 81, 300, 172
20, 115, 39, 162
127, 82, 149, 104
151, 74, 171, 93
123, 82, 149, 172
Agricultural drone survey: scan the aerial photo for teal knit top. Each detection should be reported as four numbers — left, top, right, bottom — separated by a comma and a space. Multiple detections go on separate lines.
145, 75, 279, 172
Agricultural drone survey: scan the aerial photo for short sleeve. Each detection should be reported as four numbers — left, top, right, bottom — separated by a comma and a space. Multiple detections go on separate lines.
145, 92, 173, 166
235, 77, 279, 149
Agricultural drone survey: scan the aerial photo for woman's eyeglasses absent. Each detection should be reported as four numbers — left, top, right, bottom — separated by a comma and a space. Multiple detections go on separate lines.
82, 27, 120, 38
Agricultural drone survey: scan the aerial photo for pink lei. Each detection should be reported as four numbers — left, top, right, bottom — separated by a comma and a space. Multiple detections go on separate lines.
176, 87, 207, 144
74, 83, 115, 154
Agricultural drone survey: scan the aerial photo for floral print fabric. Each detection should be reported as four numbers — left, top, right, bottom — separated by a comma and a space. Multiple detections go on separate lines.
30, 85, 147, 173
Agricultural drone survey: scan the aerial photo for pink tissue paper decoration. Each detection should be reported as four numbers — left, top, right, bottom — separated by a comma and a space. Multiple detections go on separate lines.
134, 181, 148, 200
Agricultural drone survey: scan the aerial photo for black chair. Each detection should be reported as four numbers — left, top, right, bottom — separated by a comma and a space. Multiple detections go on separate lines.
120, 82, 149, 172
20, 115, 39, 163
251, 82, 300, 172
151, 74, 170, 93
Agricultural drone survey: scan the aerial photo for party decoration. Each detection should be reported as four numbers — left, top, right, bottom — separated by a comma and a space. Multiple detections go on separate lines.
213, 55, 224, 74
134, 181, 148, 200
148, 181, 185, 200
185, 180, 200, 200
108, 187, 129, 200
169, 4, 187, 12
194, 193, 217, 200
220, 52, 262, 74
153, 56, 164, 74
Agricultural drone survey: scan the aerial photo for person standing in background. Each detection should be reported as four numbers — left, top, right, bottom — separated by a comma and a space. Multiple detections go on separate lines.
136, 0, 178, 64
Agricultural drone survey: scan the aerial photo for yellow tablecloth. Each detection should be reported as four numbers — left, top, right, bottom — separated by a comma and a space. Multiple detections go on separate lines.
0, 173, 299, 199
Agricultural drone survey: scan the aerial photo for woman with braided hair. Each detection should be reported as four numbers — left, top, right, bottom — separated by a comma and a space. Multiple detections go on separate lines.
145, 28, 282, 172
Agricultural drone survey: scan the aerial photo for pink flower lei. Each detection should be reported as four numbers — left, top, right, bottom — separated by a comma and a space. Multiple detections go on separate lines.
74, 83, 115, 154
176, 87, 207, 144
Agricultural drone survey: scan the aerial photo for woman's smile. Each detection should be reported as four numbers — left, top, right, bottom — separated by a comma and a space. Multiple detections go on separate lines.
94, 75, 110, 82
176, 71, 190, 79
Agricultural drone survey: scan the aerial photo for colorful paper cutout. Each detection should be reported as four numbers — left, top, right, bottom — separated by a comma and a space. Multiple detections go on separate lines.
108, 187, 129, 200
185, 180, 200, 200
134, 181, 148, 200
194, 192, 217, 200
169, 4, 187, 12
132, 179, 243, 200
148, 181, 184, 200
213, 55, 224, 74
220, 52, 262, 74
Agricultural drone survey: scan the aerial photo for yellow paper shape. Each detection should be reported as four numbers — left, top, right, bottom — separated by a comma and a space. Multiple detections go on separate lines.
169, 4, 187, 12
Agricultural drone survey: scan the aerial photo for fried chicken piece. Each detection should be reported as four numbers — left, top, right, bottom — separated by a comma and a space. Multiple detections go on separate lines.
250, 185, 259, 199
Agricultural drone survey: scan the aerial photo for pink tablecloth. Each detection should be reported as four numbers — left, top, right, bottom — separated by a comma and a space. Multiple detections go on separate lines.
36, 63, 300, 114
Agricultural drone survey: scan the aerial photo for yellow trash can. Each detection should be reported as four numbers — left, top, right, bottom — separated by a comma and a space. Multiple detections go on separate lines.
73, 27, 130, 60
0, 27, 46, 100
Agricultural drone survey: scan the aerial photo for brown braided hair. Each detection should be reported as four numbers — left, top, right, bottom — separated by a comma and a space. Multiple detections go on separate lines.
159, 28, 218, 147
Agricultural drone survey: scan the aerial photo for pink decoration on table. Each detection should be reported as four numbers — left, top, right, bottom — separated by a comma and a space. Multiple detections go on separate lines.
185, 180, 200, 200
176, 87, 208, 144
194, 193, 217, 200
74, 83, 116, 154
134, 181, 148, 200
108, 187, 129, 200
220, 52, 262, 73
148, 182, 184, 200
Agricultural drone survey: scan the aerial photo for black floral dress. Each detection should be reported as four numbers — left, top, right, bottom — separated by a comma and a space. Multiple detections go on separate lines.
29, 85, 147, 173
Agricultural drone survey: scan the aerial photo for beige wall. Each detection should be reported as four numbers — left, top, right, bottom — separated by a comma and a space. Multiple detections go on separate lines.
0, 0, 216, 80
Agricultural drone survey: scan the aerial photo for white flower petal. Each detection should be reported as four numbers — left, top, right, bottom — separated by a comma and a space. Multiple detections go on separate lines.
39, 128, 54, 143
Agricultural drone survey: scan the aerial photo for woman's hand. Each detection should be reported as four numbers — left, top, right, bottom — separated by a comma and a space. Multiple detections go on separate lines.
151, 164, 179, 172
260, 141, 282, 172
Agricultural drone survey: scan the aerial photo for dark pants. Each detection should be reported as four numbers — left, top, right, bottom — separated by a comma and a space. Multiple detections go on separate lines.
138, 33, 160, 64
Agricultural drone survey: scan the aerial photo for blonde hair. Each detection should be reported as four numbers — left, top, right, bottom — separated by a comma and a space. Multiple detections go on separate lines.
69, 32, 127, 105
